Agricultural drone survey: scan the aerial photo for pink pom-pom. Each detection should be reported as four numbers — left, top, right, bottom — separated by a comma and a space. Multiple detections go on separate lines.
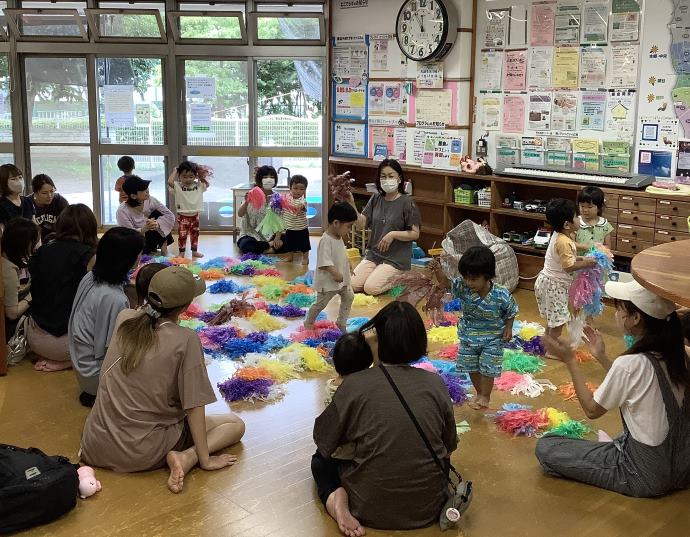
246, 187, 266, 210
435, 344, 459, 360
412, 361, 437, 372
494, 371, 526, 391
494, 409, 549, 437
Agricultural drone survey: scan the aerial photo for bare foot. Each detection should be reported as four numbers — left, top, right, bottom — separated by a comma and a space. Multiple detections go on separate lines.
34, 359, 47, 371
469, 397, 489, 410
166, 451, 187, 494
39, 359, 72, 372
326, 487, 365, 537
192, 251, 204, 258
598, 429, 613, 442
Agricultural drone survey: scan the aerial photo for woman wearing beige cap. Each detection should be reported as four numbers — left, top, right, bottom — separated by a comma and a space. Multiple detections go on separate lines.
80, 266, 245, 493
536, 280, 690, 497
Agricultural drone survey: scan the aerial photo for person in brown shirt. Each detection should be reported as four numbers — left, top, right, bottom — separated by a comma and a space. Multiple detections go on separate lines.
312, 302, 458, 535
80, 266, 245, 493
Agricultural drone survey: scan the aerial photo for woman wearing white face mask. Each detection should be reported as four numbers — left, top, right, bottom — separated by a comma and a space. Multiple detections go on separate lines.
0, 164, 36, 227
237, 165, 284, 255
345, 159, 420, 296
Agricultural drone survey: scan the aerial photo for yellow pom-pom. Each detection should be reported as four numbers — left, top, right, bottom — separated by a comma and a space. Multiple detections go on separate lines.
256, 358, 300, 383
277, 343, 331, 372
427, 326, 459, 344
253, 275, 289, 288
519, 322, 545, 341
248, 310, 287, 331
352, 293, 379, 307
543, 407, 571, 429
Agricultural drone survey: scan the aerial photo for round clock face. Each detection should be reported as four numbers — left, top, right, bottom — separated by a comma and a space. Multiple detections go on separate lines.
396, 0, 448, 61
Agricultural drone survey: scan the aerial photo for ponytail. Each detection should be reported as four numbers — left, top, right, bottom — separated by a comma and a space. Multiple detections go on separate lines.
117, 303, 175, 374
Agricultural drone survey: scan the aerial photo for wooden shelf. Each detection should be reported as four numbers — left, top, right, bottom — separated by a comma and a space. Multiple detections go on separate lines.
446, 203, 491, 212
509, 243, 547, 255
351, 187, 372, 196
421, 227, 445, 236
611, 250, 634, 259
350, 187, 445, 206
492, 208, 548, 221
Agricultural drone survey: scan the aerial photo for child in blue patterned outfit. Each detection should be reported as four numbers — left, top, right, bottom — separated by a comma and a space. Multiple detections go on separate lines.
432, 245, 518, 410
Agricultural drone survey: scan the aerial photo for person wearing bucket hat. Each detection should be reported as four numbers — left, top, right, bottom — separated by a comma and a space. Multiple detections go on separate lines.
80, 266, 245, 493
116, 175, 175, 255
536, 279, 690, 497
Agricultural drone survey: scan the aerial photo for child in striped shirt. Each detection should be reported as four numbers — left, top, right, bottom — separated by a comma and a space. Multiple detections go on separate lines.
278, 174, 311, 264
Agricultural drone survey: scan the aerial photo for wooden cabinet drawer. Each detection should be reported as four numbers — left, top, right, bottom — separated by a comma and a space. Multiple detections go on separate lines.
619, 195, 656, 213
604, 207, 618, 223
604, 193, 619, 209
617, 224, 655, 242
654, 229, 690, 244
616, 237, 652, 255
656, 199, 690, 218
618, 210, 655, 227
655, 214, 688, 231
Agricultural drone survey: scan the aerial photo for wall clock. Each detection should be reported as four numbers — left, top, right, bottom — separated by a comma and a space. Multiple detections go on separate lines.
396, 0, 458, 62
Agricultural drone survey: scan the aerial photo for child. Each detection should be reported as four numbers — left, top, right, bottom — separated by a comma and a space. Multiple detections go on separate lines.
432, 245, 518, 410
576, 186, 614, 251
535, 199, 597, 342
325, 331, 374, 406
167, 160, 210, 258
115, 156, 135, 205
304, 202, 358, 333
134, 262, 167, 308
278, 174, 311, 264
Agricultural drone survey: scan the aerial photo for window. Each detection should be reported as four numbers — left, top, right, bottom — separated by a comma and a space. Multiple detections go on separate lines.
0, 56, 11, 144
0, 2, 8, 39
8, 3, 88, 40
184, 60, 248, 147
100, 154, 166, 224
169, 10, 245, 43
86, 7, 165, 41
251, 12, 323, 44
25, 57, 89, 143
96, 57, 164, 145
30, 146, 92, 208
256, 59, 322, 147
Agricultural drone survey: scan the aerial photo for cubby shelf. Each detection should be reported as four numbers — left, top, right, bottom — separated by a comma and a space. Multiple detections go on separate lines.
492, 208, 548, 221
446, 203, 491, 212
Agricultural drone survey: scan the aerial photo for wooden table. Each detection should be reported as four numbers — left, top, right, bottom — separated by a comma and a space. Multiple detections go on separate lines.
631, 240, 690, 307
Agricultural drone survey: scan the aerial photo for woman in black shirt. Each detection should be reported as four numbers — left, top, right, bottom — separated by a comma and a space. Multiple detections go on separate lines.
31, 174, 69, 242
0, 164, 35, 227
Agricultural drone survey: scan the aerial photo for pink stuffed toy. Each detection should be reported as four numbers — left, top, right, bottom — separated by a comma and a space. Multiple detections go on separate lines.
460, 156, 492, 175
77, 466, 102, 499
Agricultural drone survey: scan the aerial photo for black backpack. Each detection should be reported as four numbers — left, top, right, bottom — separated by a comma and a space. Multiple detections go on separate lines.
0, 444, 79, 534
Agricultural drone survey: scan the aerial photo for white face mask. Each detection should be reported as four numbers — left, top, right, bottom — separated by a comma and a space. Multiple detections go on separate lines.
262, 177, 276, 189
380, 179, 399, 194
8, 179, 23, 195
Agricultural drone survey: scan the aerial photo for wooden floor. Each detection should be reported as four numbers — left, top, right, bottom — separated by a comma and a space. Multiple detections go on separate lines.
1, 234, 688, 537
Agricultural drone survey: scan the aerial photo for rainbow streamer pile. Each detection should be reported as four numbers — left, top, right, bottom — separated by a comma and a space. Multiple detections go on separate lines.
569, 246, 614, 317
493, 404, 592, 439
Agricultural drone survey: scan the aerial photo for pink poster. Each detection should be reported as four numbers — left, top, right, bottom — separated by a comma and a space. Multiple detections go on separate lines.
503, 49, 528, 91
502, 95, 526, 134
530, 1, 556, 47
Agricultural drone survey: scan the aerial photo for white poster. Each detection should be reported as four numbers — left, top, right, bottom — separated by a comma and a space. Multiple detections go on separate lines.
417, 62, 444, 89
581, 0, 609, 43
189, 102, 212, 132
484, 8, 510, 47
415, 90, 452, 128
608, 44, 639, 88
135, 103, 151, 126
579, 91, 606, 130
384, 83, 403, 114
407, 128, 441, 166
638, 117, 680, 149
579, 47, 607, 88
104, 85, 134, 128
555, 1, 582, 44
480, 50, 503, 91
332, 38, 369, 80
610, 11, 639, 42
552, 91, 579, 130
368, 82, 384, 114
529, 47, 554, 89
605, 90, 636, 137
528, 92, 552, 130
370, 34, 393, 71
481, 96, 502, 131
333, 122, 366, 156
186, 77, 216, 99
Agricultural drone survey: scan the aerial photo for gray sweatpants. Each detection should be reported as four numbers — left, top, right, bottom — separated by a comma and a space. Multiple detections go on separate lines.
305, 286, 354, 330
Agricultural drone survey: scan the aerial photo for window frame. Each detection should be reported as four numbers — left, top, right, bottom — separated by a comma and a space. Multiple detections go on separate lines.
5, 8, 89, 42
249, 11, 325, 46
167, 10, 247, 45
85, 8, 167, 44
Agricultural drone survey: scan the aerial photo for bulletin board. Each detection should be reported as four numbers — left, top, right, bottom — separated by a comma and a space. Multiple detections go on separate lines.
472, 0, 669, 177
329, 26, 474, 172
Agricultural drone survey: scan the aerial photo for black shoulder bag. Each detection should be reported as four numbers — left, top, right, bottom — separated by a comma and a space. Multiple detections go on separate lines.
379, 365, 472, 531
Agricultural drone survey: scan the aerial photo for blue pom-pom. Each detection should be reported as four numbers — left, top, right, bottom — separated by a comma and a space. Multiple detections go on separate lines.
208, 280, 250, 294
346, 317, 369, 332
444, 298, 462, 312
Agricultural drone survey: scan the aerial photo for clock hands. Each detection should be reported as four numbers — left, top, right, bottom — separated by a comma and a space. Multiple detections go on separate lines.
413, 12, 425, 34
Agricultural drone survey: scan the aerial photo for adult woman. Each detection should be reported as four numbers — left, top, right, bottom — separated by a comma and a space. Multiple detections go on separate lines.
236, 165, 283, 255
80, 266, 245, 494
346, 159, 420, 296
536, 280, 690, 497
68, 227, 144, 407
31, 174, 69, 242
312, 302, 457, 535
0, 164, 35, 226
28, 204, 97, 372
116, 175, 174, 255
1, 218, 40, 341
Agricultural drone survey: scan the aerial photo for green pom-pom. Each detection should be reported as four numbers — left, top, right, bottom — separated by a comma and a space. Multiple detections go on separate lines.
258, 210, 285, 237
388, 285, 405, 298
179, 319, 205, 330
259, 284, 285, 300
184, 263, 203, 275
544, 419, 591, 439
502, 349, 546, 373
209, 302, 225, 312
284, 292, 316, 308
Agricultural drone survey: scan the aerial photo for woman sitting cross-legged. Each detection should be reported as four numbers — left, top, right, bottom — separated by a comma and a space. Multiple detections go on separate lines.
536, 280, 690, 497
28, 204, 98, 372
80, 266, 245, 494
312, 301, 457, 536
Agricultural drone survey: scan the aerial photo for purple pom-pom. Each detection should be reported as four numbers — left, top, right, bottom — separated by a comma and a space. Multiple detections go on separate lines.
245, 331, 269, 344
198, 311, 217, 323
268, 304, 306, 318
522, 336, 545, 356
218, 377, 274, 402
440, 373, 468, 404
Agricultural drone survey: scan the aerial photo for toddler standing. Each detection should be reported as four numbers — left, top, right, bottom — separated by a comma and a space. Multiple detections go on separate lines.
433, 245, 518, 409
535, 199, 597, 342
278, 174, 311, 264
575, 186, 614, 251
304, 202, 357, 333
115, 156, 135, 205
168, 160, 210, 258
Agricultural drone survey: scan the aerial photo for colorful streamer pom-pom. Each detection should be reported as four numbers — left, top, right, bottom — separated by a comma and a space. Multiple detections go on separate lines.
198, 326, 242, 350
248, 310, 287, 331
444, 299, 462, 312
388, 285, 405, 298
346, 317, 369, 332
291, 271, 314, 286
352, 293, 379, 307
179, 319, 205, 330
517, 322, 545, 341
277, 343, 331, 372
569, 246, 614, 317
246, 186, 266, 210
494, 371, 526, 391
328, 171, 354, 201
283, 292, 317, 308
440, 373, 468, 404
261, 335, 291, 352
494, 407, 549, 437
427, 326, 459, 344
267, 304, 306, 318
539, 407, 572, 429
208, 280, 249, 294
240, 253, 276, 265
259, 284, 287, 301
558, 381, 598, 401
242, 356, 299, 383
544, 419, 592, 439
217, 376, 284, 403
502, 349, 546, 373
434, 343, 459, 360
199, 268, 226, 280
258, 209, 285, 238
576, 349, 595, 363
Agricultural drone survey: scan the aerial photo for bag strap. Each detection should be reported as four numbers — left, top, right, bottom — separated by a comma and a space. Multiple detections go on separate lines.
379, 364, 461, 484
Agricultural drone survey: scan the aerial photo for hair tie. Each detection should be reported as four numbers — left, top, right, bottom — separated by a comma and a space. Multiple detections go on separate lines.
141, 303, 162, 319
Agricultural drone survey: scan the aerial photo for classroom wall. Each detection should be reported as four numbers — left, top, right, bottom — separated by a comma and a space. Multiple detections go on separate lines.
471, 0, 690, 181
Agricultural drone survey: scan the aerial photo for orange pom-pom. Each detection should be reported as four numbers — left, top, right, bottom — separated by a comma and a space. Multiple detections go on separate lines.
558, 381, 598, 401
